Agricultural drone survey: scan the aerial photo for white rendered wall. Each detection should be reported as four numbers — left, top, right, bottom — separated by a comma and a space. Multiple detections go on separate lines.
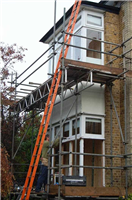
51, 83, 105, 125
51, 92, 81, 125
81, 84, 105, 116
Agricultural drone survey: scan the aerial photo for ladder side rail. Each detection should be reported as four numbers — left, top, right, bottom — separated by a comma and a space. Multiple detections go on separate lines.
21, 71, 59, 199
21, 67, 60, 199
64, 0, 82, 58
21, 45, 63, 200
21, 48, 63, 200
21, 24, 69, 200
64, 0, 78, 41
21, 115, 47, 198
25, 70, 62, 200
21, 1, 82, 199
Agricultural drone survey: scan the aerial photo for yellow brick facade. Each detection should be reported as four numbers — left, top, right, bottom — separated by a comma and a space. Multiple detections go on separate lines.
104, 1, 132, 187
104, 11, 123, 187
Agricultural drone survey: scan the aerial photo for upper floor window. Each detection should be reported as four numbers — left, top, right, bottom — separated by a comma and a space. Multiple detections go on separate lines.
73, 29, 81, 61
85, 11, 104, 65
58, 34, 63, 43
86, 29, 102, 59
48, 10, 104, 75
86, 11, 104, 29
87, 14, 102, 27
74, 15, 82, 31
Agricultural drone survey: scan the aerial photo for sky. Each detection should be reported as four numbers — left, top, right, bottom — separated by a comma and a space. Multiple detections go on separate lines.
0, 0, 100, 98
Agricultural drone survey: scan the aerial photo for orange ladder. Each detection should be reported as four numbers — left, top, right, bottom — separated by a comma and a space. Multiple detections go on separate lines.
20, 1, 82, 199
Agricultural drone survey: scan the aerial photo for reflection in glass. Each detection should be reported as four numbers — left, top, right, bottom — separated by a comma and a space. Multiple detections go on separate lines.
87, 29, 101, 59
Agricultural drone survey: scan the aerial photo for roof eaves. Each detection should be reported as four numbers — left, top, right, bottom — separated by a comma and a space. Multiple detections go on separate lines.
39, 5, 73, 44
40, 1, 120, 44
81, 1, 120, 13
99, 1, 109, 5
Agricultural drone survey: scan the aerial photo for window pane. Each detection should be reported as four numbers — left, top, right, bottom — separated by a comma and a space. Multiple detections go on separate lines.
55, 126, 60, 137
63, 122, 69, 138
72, 119, 80, 135
74, 16, 81, 30
73, 30, 81, 61
58, 34, 63, 43
87, 14, 102, 26
63, 143, 69, 175
86, 118, 101, 135
86, 29, 101, 59
66, 41, 71, 59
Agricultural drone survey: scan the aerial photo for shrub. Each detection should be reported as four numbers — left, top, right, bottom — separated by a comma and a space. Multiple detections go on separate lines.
1, 146, 14, 199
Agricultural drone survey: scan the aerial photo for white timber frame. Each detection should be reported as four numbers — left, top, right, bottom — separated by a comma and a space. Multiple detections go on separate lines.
51, 114, 105, 186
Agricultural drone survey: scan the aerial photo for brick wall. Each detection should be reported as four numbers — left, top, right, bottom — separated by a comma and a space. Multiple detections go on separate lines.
104, 2, 132, 187
104, 11, 122, 187
121, 1, 132, 187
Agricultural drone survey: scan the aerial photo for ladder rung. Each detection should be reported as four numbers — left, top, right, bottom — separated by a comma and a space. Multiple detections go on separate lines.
70, 16, 75, 22
68, 24, 72, 29
35, 144, 40, 146
72, 7, 77, 13
28, 176, 35, 178
21, 1, 82, 199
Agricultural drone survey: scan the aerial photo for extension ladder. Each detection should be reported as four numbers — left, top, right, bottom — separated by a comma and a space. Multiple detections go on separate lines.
20, 1, 82, 199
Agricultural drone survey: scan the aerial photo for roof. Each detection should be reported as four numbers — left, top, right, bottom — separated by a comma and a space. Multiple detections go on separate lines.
99, 1, 122, 8
40, 0, 120, 44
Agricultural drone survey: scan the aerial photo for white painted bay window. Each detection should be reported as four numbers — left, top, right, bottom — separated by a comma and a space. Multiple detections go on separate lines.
72, 118, 80, 136
85, 118, 101, 135
63, 122, 69, 138
73, 29, 82, 61
87, 14, 102, 27
85, 11, 104, 65
86, 30, 102, 59
84, 116, 104, 140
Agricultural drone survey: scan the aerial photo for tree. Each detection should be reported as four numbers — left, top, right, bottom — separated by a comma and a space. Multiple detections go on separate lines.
0, 42, 27, 119
14, 111, 42, 185
1, 145, 14, 199
1, 42, 27, 156
0, 42, 27, 198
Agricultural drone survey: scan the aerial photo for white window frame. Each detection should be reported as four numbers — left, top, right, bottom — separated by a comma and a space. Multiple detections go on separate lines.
63, 120, 70, 138
85, 28, 104, 65
48, 10, 104, 75
67, 13, 82, 61
61, 117, 81, 143
73, 28, 82, 61
83, 115, 105, 140
73, 14, 82, 32
51, 115, 105, 184
85, 10, 104, 30
71, 117, 81, 139
83, 10, 104, 65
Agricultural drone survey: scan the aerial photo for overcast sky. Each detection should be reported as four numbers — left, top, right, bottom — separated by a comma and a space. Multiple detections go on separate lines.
1, 0, 99, 96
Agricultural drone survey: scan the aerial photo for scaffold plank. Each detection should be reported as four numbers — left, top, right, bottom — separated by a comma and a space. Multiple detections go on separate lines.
49, 185, 132, 197
64, 58, 132, 78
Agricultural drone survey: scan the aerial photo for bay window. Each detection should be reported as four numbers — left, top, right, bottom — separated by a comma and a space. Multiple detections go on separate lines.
63, 122, 69, 138
72, 118, 80, 136
86, 29, 102, 59
87, 14, 102, 27
85, 118, 101, 135
85, 11, 104, 65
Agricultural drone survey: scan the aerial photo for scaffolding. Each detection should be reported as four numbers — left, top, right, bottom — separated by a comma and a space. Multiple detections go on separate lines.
8, 1, 132, 199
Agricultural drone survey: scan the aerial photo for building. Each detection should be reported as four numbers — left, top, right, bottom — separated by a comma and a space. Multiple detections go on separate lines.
39, 0, 132, 190
13, 0, 132, 199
